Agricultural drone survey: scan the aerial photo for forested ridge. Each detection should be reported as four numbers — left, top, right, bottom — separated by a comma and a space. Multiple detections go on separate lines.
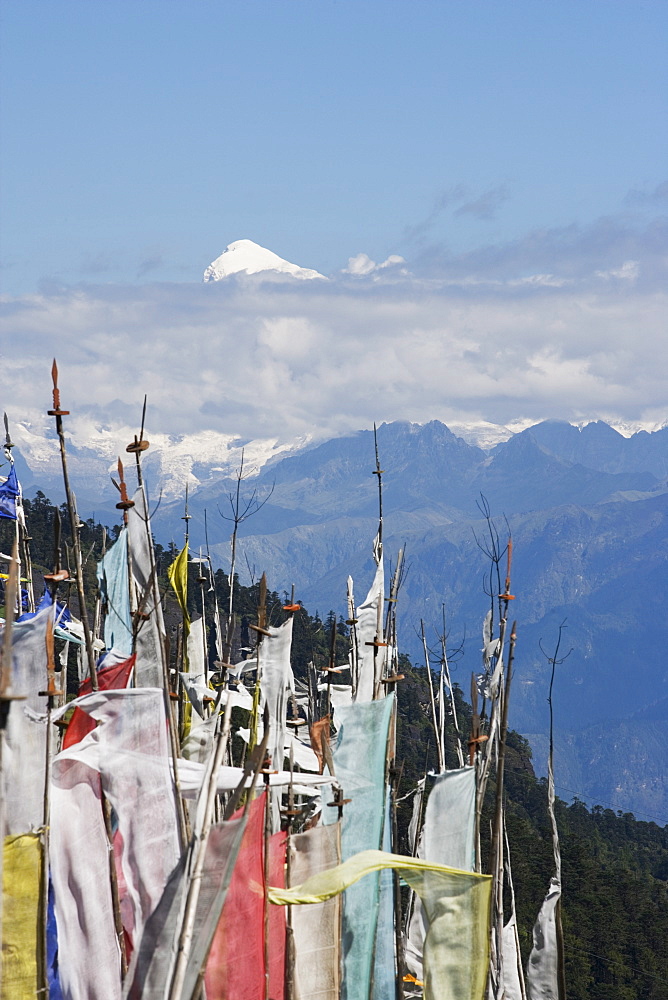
2, 493, 667, 998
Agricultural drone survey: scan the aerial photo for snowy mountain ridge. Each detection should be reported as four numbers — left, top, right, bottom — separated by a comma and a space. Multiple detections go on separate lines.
203, 239, 326, 282
8, 413, 666, 511
6, 419, 312, 506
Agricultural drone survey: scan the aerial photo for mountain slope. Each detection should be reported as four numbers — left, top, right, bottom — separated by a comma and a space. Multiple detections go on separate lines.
517, 419, 668, 479
203, 239, 325, 281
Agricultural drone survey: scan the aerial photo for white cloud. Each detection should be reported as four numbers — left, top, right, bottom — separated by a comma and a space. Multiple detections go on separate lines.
344, 253, 377, 275
343, 253, 407, 276
507, 273, 570, 288
595, 259, 640, 281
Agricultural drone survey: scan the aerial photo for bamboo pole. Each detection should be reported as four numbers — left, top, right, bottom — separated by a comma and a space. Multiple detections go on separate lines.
325, 616, 336, 718
372, 423, 383, 550
421, 620, 443, 772
383, 549, 403, 648
263, 761, 272, 1000
473, 608, 509, 869
204, 510, 225, 680
346, 577, 359, 699
546, 625, 567, 1000
223, 450, 246, 665
127, 415, 189, 847
197, 547, 209, 686
93, 527, 107, 643
488, 622, 517, 996
249, 573, 268, 752
381, 548, 404, 692
440, 622, 464, 768
19, 515, 35, 614
391, 764, 406, 1000
371, 425, 386, 700
284, 746, 295, 1000
102, 797, 129, 977
48, 361, 98, 689
476, 538, 515, 869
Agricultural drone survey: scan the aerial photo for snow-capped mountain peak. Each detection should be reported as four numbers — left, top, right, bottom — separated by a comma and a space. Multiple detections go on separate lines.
203, 239, 326, 282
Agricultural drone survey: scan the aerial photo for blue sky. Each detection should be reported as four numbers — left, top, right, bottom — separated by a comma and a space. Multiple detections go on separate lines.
1, 1, 666, 464
2, 0, 666, 290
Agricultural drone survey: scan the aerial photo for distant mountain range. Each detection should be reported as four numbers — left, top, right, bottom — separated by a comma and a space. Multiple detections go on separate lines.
9, 416, 668, 821
160, 418, 668, 823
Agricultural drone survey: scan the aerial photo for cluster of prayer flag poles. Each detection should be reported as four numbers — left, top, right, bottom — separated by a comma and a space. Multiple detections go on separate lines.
0, 364, 567, 1000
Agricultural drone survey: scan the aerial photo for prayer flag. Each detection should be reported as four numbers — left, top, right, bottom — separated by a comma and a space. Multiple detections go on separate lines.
290, 824, 341, 1000
323, 695, 394, 1000
0, 464, 19, 520
97, 529, 132, 656
167, 542, 190, 636
2, 833, 42, 1000
269, 849, 492, 1000
205, 795, 265, 1000
63, 653, 135, 749
206, 793, 286, 1000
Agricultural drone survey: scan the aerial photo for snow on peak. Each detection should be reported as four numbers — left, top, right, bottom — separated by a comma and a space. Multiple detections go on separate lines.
203, 240, 326, 282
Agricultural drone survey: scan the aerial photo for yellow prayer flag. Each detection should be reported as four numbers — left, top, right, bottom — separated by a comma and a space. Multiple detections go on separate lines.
167, 542, 190, 636
2, 833, 42, 1000
268, 848, 489, 905
269, 848, 492, 1000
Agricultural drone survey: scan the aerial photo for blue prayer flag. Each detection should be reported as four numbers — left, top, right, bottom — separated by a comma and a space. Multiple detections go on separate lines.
47, 876, 64, 1000
0, 463, 19, 520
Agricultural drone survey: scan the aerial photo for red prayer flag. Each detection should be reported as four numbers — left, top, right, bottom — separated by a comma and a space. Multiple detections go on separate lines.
268, 828, 286, 1000
205, 792, 287, 1000
62, 654, 135, 749
61, 653, 138, 961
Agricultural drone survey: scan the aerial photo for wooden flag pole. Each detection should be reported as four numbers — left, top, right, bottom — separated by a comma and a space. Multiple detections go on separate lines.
126, 405, 189, 846
283, 745, 296, 1000
48, 361, 97, 689
262, 755, 273, 1000
421, 620, 443, 772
